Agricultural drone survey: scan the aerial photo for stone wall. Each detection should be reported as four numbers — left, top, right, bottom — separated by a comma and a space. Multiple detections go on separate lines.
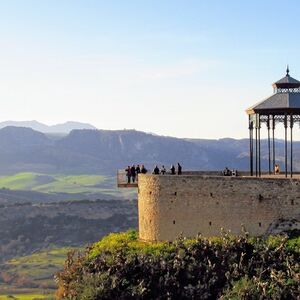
138, 174, 300, 241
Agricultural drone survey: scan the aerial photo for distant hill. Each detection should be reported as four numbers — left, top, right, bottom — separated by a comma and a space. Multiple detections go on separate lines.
0, 126, 296, 175
0, 120, 96, 133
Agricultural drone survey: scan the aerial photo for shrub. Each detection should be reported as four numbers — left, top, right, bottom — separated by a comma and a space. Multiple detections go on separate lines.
88, 229, 175, 258
55, 230, 300, 299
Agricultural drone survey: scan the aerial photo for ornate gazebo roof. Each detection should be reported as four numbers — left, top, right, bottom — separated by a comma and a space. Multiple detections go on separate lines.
246, 67, 300, 115
273, 66, 300, 88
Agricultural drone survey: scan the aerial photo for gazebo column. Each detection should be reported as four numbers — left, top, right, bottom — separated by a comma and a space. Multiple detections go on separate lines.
267, 115, 271, 174
248, 116, 253, 176
290, 115, 293, 178
258, 115, 261, 177
246, 69, 300, 177
272, 115, 276, 174
284, 114, 288, 178
255, 115, 258, 177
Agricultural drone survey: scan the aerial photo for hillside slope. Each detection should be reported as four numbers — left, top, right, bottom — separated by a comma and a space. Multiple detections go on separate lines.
0, 199, 137, 262
0, 127, 290, 175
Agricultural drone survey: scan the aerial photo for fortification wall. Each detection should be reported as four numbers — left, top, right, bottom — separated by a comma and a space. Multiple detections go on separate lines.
138, 174, 300, 241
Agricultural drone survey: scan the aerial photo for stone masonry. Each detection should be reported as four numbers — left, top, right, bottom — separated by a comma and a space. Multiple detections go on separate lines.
138, 174, 300, 241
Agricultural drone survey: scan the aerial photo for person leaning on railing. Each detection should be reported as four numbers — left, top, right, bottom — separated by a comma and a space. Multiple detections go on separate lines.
153, 165, 160, 175
141, 165, 147, 174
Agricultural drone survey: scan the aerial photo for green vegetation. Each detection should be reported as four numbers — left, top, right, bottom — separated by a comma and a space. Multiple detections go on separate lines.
0, 173, 39, 190
89, 230, 175, 258
56, 230, 300, 299
0, 172, 109, 193
34, 174, 106, 194
0, 294, 53, 300
0, 172, 137, 199
0, 248, 78, 299
5, 247, 76, 281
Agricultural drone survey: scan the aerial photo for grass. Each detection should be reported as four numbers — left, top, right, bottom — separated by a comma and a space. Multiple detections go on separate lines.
0, 173, 39, 190
0, 172, 114, 194
0, 172, 138, 199
5, 247, 77, 280
0, 248, 79, 299
34, 175, 106, 193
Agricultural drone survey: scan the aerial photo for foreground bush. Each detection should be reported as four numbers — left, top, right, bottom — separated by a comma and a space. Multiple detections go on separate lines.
55, 230, 300, 299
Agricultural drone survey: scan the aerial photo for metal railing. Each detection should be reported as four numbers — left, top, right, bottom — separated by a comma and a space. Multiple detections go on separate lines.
116, 169, 300, 188
117, 169, 250, 188
117, 170, 138, 188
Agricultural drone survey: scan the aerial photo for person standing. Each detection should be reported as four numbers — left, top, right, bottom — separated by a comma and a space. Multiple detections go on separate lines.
177, 163, 182, 175
170, 165, 175, 175
131, 165, 136, 183
125, 166, 131, 183
160, 165, 166, 175
136, 164, 141, 181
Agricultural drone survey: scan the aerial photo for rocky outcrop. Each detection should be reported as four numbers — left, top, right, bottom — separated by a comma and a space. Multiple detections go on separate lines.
266, 216, 300, 236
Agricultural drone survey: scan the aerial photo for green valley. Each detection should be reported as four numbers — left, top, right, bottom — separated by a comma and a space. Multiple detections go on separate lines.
0, 173, 109, 194
0, 172, 136, 199
0, 247, 75, 299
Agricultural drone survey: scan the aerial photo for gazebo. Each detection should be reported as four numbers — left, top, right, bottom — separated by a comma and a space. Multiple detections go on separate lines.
246, 67, 300, 178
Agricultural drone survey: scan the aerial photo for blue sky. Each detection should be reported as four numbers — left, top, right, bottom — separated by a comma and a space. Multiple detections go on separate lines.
1, 0, 300, 138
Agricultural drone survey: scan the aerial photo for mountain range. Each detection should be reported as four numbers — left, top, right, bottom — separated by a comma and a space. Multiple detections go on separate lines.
0, 126, 297, 175
0, 120, 96, 134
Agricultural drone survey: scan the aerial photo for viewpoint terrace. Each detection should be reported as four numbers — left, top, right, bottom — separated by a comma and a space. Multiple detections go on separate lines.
118, 68, 300, 241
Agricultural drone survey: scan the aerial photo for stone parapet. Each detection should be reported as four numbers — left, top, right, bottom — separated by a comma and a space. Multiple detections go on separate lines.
138, 174, 300, 241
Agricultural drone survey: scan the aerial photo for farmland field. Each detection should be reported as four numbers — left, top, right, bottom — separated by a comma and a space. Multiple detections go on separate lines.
0, 172, 137, 199
5, 247, 75, 281
0, 173, 109, 193
0, 247, 78, 299
0, 293, 53, 299
0, 172, 137, 298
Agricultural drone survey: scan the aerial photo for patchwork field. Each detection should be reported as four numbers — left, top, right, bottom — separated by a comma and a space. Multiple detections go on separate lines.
0, 293, 53, 299
0, 173, 137, 298
5, 247, 74, 281
0, 173, 108, 193
0, 172, 136, 199
0, 247, 78, 299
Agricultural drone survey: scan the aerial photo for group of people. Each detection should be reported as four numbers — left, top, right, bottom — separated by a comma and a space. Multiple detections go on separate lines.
223, 167, 238, 176
126, 163, 282, 181
223, 164, 281, 176
125, 164, 147, 183
152, 163, 182, 175
125, 163, 182, 183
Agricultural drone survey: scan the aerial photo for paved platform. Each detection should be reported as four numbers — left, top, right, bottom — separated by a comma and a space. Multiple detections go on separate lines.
117, 183, 138, 188
244, 174, 300, 179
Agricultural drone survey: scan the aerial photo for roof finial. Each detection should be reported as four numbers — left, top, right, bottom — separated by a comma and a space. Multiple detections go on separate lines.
286, 65, 290, 76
